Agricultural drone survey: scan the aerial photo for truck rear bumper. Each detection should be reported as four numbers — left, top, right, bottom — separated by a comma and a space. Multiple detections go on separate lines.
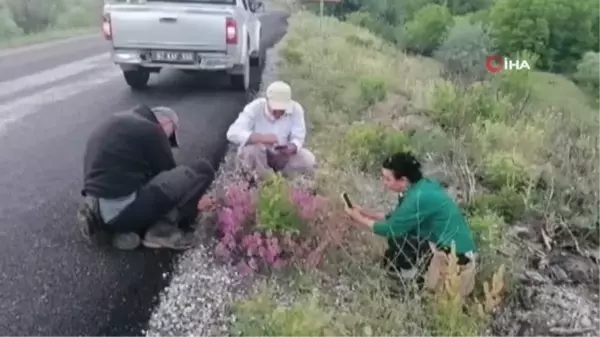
111, 48, 241, 71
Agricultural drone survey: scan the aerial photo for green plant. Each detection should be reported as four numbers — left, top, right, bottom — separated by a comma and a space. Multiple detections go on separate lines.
345, 10, 373, 29
428, 244, 504, 336
281, 44, 303, 65
404, 4, 454, 56
480, 151, 536, 193
256, 175, 304, 234
467, 210, 506, 251
0, 6, 22, 38
489, 0, 598, 72
343, 123, 411, 172
573, 51, 600, 98
433, 19, 494, 80
430, 80, 510, 132
231, 284, 337, 336
359, 75, 387, 106
489, 51, 537, 109
467, 187, 526, 223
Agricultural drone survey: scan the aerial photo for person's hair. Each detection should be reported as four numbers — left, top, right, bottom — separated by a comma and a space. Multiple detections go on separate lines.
382, 151, 423, 182
151, 106, 179, 126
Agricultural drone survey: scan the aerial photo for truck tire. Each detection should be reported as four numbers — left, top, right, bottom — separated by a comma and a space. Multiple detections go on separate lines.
249, 50, 265, 68
230, 55, 250, 92
123, 69, 150, 90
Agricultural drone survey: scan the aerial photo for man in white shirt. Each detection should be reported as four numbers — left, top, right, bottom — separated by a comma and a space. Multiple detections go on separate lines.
226, 81, 316, 180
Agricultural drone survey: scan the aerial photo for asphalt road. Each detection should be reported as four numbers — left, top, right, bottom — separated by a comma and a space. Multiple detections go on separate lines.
0, 11, 289, 336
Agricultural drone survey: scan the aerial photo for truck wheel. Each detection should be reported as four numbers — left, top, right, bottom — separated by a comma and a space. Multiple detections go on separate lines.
230, 56, 250, 92
249, 48, 263, 67
123, 69, 150, 90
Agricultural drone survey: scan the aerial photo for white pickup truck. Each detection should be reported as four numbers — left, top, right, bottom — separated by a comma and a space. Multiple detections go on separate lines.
102, 0, 264, 91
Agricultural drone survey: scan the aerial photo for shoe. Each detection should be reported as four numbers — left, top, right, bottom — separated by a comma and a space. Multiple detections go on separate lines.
142, 221, 194, 250
112, 232, 141, 250
77, 197, 105, 243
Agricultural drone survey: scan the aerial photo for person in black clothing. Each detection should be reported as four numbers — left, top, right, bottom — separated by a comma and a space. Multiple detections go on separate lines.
78, 105, 216, 250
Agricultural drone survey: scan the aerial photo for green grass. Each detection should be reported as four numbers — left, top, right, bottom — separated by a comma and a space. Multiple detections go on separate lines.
0, 27, 97, 49
529, 71, 598, 110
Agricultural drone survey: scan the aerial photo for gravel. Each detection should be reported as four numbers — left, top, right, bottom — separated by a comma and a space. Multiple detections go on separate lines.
145, 45, 282, 337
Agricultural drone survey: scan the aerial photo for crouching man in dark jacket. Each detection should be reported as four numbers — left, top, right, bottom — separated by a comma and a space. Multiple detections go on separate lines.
78, 105, 216, 250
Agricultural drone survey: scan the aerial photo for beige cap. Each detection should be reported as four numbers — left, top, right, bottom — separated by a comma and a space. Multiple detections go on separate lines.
266, 81, 292, 111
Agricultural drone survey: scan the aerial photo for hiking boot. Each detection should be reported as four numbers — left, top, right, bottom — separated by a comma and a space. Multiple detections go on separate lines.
142, 221, 194, 250
77, 197, 106, 244
112, 232, 142, 250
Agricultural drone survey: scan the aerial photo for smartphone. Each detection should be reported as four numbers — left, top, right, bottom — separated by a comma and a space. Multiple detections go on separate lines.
341, 192, 353, 208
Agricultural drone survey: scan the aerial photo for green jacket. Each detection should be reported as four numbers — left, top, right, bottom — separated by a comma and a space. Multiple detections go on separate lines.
372, 178, 476, 254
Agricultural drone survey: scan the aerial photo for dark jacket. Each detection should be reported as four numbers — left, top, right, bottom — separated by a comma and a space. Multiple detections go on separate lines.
82, 105, 176, 199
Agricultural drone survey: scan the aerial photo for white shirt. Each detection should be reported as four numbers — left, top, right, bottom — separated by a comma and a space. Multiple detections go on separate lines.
226, 97, 307, 150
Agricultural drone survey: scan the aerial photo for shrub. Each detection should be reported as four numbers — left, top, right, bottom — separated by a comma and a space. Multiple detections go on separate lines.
342, 123, 411, 172
5, 0, 61, 33
429, 80, 510, 132
573, 51, 600, 96
359, 75, 387, 106
447, 0, 494, 15
480, 151, 535, 192
468, 119, 545, 168
280, 44, 303, 65
344, 10, 373, 29
489, 50, 537, 109
468, 188, 526, 224
433, 19, 494, 80
0, 7, 22, 39
257, 175, 304, 234
467, 210, 506, 251
404, 4, 454, 56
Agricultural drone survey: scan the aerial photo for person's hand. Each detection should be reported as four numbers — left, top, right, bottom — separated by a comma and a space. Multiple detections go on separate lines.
258, 133, 279, 145
267, 149, 290, 171
278, 143, 297, 155
352, 205, 364, 214
197, 194, 216, 212
344, 206, 360, 220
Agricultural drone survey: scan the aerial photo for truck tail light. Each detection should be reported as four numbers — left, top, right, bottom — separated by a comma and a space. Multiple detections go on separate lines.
102, 13, 112, 40
225, 17, 237, 44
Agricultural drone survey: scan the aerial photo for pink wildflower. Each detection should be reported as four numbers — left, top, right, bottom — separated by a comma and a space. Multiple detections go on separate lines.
217, 208, 241, 235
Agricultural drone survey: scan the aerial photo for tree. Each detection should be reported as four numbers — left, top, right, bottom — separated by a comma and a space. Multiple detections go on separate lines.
490, 0, 597, 72
404, 4, 454, 56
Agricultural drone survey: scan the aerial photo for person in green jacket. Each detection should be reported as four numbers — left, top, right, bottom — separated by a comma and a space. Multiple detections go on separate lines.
344, 151, 476, 287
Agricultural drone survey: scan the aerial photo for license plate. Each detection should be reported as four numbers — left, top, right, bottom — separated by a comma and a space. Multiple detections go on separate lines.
150, 50, 195, 63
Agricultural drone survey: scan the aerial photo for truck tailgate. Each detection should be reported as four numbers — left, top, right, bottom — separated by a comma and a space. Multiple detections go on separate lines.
109, 3, 233, 51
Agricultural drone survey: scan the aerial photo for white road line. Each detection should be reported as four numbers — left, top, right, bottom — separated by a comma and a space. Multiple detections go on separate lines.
0, 66, 121, 135
0, 34, 99, 57
0, 53, 111, 101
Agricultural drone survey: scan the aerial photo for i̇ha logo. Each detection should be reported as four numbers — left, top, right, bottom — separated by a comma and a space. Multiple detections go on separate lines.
485, 55, 531, 73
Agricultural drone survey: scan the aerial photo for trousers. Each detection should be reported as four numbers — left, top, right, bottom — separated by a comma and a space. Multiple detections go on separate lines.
237, 144, 316, 179
99, 159, 215, 235
383, 236, 476, 297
